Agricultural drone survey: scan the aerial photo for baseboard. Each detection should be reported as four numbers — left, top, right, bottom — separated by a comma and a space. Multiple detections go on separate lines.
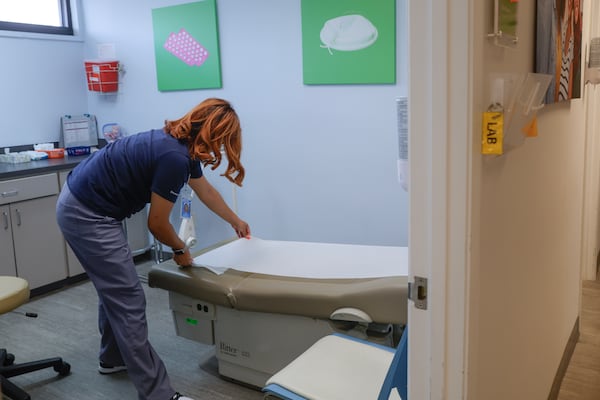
548, 317, 579, 400
597, 248, 600, 280
29, 273, 90, 298
597, 267, 600, 281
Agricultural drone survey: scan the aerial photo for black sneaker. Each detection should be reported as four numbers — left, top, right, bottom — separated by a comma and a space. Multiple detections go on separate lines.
171, 393, 194, 400
98, 361, 127, 374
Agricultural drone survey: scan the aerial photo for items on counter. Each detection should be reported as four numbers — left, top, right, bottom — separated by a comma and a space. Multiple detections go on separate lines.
2, 113, 108, 164
66, 146, 91, 156
1, 113, 108, 164
33, 143, 55, 151
60, 114, 99, 157
34, 143, 66, 159
0, 153, 31, 164
43, 148, 65, 159
0, 142, 71, 163
0, 150, 50, 164
102, 123, 123, 143
61, 114, 98, 149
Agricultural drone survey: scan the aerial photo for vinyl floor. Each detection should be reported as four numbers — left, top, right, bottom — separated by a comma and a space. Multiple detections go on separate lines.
11, 260, 600, 400
0, 258, 264, 400
557, 280, 600, 400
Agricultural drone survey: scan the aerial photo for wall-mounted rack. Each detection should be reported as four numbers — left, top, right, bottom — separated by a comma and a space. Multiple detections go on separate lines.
482, 73, 552, 155
487, 0, 519, 49
585, 38, 600, 85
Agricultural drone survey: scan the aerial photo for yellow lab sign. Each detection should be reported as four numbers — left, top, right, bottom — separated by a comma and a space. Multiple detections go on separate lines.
482, 111, 503, 155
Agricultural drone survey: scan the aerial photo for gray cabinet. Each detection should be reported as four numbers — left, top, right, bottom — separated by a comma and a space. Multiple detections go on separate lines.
125, 207, 151, 256
0, 204, 17, 276
0, 173, 67, 289
58, 170, 85, 276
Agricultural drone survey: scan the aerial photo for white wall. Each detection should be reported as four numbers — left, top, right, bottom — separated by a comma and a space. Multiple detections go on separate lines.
0, 34, 86, 147
0, 0, 408, 249
79, 0, 409, 247
468, 1, 585, 399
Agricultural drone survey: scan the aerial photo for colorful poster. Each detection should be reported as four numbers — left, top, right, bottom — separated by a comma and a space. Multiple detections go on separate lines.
301, 0, 396, 85
152, 1, 222, 91
536, 0, 583, 103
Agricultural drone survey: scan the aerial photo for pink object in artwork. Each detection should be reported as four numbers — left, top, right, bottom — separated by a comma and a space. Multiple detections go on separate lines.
163, 29, 209, 66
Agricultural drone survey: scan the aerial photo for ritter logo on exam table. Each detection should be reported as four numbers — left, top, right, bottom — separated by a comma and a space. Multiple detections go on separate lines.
219, 342, 250, 358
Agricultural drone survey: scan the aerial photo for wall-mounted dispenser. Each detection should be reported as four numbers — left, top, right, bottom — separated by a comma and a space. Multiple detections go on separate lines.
396, 97, 408, 191
84, 60, 120, 93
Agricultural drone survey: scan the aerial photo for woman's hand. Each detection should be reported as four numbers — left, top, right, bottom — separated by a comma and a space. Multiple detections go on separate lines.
232, 219, 251, 239
173, 250, 193, 267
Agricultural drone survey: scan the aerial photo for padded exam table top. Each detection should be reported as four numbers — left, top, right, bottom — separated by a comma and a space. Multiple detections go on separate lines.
148, 238, 408, 324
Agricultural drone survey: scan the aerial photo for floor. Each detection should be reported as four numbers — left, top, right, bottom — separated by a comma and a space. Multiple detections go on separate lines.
6, 251, 600, 400
557, 280, 600, 399
0, 255, 264, 400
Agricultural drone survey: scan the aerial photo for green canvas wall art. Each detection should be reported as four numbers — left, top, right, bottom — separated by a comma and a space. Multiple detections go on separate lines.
152, 1, 222, 91
301, 0, 396, 85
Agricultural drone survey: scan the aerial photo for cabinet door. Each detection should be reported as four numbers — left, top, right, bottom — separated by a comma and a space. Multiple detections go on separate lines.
125, 207, 151, 256
58, 170, 85, 276
11, 195, 67, 289
0, 204, 16, 276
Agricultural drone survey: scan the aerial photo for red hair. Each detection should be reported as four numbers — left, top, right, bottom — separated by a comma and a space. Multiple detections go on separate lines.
164, 98, 245, 186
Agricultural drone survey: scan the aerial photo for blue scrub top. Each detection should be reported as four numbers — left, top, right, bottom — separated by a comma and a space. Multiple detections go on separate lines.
67, 129, 202, 220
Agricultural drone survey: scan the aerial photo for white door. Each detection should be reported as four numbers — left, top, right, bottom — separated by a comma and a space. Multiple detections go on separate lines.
408, 0, 471, 399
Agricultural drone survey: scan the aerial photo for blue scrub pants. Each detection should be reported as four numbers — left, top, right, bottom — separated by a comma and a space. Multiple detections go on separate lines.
56, 184, 175, 400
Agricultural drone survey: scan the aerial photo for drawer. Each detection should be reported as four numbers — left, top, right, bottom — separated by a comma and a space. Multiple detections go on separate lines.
0, 173, 59, 205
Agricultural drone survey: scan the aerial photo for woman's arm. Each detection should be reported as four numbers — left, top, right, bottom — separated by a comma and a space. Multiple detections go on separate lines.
148, 192, 193, 266
188, 176, 251, 238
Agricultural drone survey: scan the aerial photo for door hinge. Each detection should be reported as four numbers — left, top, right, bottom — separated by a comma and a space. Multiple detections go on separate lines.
408, 276, 428, 310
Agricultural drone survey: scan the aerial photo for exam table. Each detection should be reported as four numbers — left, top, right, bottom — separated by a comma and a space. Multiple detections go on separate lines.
147, 238, 408, 388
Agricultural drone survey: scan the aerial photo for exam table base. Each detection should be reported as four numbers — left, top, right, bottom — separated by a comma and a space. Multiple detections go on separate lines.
168, 292, 395, 388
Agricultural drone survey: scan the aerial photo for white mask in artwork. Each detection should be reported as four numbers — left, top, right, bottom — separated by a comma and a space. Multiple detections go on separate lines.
320, 14, 378, 55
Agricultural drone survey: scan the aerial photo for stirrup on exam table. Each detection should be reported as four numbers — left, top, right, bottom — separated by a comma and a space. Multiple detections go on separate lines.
262, 326, 408, 400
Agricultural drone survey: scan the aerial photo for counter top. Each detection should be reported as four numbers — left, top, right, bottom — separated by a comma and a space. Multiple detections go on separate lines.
0, 155, 91, 181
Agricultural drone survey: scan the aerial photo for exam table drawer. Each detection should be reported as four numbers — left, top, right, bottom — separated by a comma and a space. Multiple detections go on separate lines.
0, 173, 59, 205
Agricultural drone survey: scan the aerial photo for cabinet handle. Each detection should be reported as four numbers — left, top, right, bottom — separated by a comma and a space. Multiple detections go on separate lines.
2, 212, 7, 230
15, 209, 21, 226
1, 190, 18, 198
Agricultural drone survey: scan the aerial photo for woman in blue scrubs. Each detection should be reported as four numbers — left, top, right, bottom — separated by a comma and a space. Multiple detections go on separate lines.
56, 98, 250, 400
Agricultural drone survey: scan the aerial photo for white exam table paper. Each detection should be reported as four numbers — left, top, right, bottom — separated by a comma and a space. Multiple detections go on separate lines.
192, 237, 408, 279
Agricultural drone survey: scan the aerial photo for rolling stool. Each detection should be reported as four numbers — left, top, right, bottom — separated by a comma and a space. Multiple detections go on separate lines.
0, 276, 71, 400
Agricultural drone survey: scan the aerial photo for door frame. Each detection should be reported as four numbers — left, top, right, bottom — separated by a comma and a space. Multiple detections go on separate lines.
408, 0, 472, 398
580, 0, 600, 281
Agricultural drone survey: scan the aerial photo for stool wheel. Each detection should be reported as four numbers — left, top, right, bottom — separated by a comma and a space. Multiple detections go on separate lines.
3, 352, 15, 366
54, 361, 71, 376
